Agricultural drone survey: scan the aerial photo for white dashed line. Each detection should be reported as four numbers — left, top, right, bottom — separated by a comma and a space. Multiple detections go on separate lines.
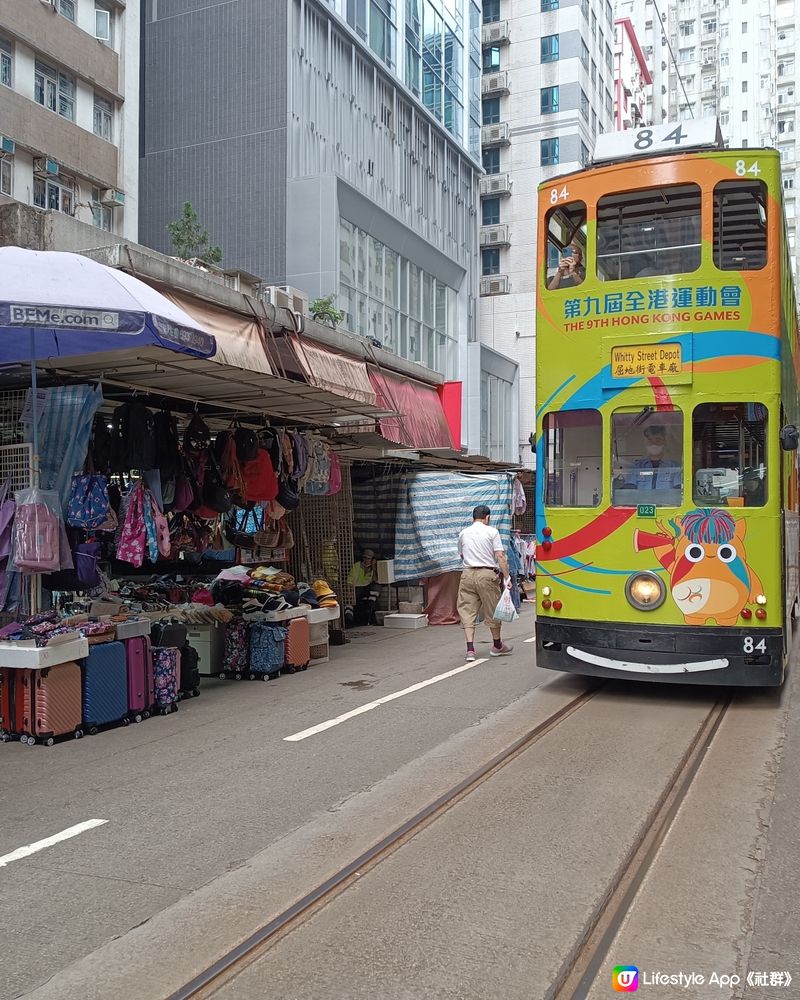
0, 819, 109, 868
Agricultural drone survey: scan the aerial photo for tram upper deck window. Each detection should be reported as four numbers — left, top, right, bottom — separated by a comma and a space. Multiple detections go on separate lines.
545, 201, 587, 290
713, 180, 767, 270
612, 408, 683, 507
693, 403, 768, 507
597, 184, 702, 281
543, 409, 602, 507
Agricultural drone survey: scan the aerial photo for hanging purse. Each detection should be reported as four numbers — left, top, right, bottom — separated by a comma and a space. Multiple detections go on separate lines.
224, 507, 256, 549
0, 477, 15, 560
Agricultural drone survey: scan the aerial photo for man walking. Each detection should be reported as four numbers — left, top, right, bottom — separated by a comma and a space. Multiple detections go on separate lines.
457, 505, 513, 661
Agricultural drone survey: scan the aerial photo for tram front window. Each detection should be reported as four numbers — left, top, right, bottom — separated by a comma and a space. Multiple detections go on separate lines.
544, 409, 602, 507
693, 402, 768, 507
597, 183, 702, 281
612, 408, 683, 507
544, 201, 587, 290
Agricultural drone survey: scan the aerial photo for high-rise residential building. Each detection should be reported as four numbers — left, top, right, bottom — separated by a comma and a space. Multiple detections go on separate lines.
140, 0, 518, 462
621, 0, 798, 269
615, 0, 669, 127
0, 0, 139, 239
478, 0, 615, 467
613, 17, 654, 129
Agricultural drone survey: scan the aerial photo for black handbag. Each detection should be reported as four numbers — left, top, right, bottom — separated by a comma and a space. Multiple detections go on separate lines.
224, 506, 262, 548
277, 478, 300, 510
202, 451, 234, 514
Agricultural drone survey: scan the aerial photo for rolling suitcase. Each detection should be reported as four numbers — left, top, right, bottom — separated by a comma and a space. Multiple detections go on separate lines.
248, 623, 287, 681
0, 667, 11, 738
152, 647, 179, 713
178, 645, 201, 699
151, 622, 188, 649
221, 618, 249, 680
82, 641, 129, 733
16, 662, 83, 746
124, 635, 154, 722
284, 617, 310, 672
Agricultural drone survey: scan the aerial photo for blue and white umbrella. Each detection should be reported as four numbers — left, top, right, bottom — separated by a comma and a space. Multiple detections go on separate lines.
0, 246, 216, 465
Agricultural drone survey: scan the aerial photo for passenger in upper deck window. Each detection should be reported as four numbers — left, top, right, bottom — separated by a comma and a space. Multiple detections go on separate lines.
548, 243, 586, 289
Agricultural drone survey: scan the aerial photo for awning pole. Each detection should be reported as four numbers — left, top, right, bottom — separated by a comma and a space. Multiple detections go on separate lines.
29, 329, 40, 488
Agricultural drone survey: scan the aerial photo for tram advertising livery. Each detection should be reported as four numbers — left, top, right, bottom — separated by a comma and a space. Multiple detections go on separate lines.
534, 118, 800, 686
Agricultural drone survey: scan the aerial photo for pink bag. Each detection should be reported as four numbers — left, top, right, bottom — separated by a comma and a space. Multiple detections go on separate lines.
12, 488, 60, 573
326, 451, 342, 495
152, 495, 171, 559
0, 478, 15, 560
116, 483, 146, 567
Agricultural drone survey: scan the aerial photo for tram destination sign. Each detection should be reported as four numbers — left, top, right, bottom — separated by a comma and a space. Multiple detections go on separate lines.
593, 117, 723, 164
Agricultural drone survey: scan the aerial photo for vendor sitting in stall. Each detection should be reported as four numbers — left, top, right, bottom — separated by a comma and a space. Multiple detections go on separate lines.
347, 548, 380, 625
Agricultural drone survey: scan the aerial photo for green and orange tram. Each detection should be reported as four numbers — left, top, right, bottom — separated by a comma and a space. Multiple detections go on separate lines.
534, 119, 800, 685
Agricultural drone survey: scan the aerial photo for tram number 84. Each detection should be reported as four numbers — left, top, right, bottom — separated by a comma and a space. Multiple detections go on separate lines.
743, 637, 767, 653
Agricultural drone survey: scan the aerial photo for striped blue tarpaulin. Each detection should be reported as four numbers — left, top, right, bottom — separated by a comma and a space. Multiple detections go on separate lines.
393, 472, 514, 582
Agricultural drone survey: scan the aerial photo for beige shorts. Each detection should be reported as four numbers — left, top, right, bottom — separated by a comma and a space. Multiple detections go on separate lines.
457, 568, 501, 629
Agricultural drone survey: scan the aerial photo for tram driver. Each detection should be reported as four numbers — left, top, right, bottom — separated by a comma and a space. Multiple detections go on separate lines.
629, 424, 682, 491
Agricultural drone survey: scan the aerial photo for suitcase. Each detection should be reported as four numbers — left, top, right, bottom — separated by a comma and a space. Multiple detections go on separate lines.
284, 617, 310, 672
152, 647, 179, 713
178, 645, 201, 698
12, 662, 83, 746
248, 623, 287, 681
151, 621, 188, 649
124, 635, 154, 721
221, 618, 249, 680
0, 667, 11, 738
82, 641, 129, 733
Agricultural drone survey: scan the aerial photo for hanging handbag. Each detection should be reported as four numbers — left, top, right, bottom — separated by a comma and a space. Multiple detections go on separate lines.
224, 507, 257, 548
74, 540, 102, 589
200, 452, 234, 515
254, 513, 281, 549
116, 482, 147, 567
276, 517, 295, 550
0, 477, 15, 560
277, 477, 300, 511
66, 473, 111, 529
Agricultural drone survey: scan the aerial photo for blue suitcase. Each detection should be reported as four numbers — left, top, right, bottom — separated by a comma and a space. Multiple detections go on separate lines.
82, 641, 129, 733
248, 624, 288, 681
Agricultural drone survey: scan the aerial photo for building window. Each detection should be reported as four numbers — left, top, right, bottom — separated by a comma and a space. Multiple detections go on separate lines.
32, 176, 74, 215
605, 43, 612, 72
581, 0, 589, 20
581, 41, 589, 70
541, 0, 558, 11
605, 90, 613, 116
369, 0, 395, 69
34, 61, 75, 121
580, 141, 590, 166
720, 82, 729, 98
591, 11, 597, 37
0, 157, 12, 197
93, 94, 113, 141
95, 3, 113, 44
483, 198, 501, 226
482, 147, 500, 174
481, 248, 500, 276
742, 80, 748, 94
541, 85, 559, 115
483, 0, 500, 23
482, 97, 500, 125
591, 59, 597, 87
580, 88, 589, 120
483, 46, 501, 72
541, 34, 559, 63
702, 18, 717, 32
541, 137, 559, 165
742, 52, 748, 63
605, 0, 612, 24
785, 176, 795, 189
0, 37, 12, 88
91, 188, 113, 232
743, 110, 748, 121
720, 112, 729, 126
57, 0, 76, 21
742, 21, 748, 32
679, 20, 695, 36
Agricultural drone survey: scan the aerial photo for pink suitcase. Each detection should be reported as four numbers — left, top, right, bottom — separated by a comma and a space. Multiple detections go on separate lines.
284, 617, 310, 672
124, 635, 154, 721
19, 662, 83, 746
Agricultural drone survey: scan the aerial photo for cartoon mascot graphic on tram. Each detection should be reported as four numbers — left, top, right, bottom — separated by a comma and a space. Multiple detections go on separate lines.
634, 508, 763, 626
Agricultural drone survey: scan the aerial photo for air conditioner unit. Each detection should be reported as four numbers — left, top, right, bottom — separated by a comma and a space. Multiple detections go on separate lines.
0, 137, 14, 156
100, 188, 125, 207
33, 157, 59, 178
480, 275, 509, 296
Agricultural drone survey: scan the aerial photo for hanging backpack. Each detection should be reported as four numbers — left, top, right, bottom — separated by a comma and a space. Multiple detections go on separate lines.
153, 409, 181, 478
261, 429, 283, 477
305, 438, 332, 496
113, 400, 155, 472
241, 449, 278, 503
326, 450, 342, 496
183, 413, 211, 461
12, 488, 61, 573
234, 425, 260, 464
290, 430, 308, 481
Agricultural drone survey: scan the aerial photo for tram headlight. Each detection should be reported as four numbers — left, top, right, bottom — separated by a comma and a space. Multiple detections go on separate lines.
625, 572, 666, 611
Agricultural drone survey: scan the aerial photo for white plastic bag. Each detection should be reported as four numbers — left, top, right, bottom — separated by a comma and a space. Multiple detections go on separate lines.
493, 582, 518, 623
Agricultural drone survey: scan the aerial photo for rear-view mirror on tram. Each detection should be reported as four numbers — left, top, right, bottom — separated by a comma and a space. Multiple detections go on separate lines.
780, 424, 799, 451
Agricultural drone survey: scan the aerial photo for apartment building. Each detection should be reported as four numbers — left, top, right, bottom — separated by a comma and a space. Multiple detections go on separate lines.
613, 16, 653, 129
0, 0, 138, 239
478, 0, 615, 466
140, 0, 519, 461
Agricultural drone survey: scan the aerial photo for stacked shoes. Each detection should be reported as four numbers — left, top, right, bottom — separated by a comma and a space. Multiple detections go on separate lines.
311, 579, 338, 609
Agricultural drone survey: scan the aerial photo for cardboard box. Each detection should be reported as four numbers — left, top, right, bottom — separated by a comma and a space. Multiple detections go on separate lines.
376, 559, 395, 584
398, 601, 424, 614
382, 614, 428, 630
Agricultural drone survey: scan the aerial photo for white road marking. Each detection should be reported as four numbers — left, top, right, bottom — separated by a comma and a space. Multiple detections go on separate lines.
284, 659, 490, 742
0, 819, 108, 869
524, 635, 537, 643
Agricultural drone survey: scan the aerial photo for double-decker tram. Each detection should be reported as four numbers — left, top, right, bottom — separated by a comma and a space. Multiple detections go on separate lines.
534, 119, 800, 685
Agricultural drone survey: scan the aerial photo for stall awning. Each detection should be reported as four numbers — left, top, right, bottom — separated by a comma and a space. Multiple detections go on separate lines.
289, 335, 376, 407
368, 367, 454, 450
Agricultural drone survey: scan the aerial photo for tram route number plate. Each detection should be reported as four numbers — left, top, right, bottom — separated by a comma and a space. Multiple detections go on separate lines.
637, 504, 657, 518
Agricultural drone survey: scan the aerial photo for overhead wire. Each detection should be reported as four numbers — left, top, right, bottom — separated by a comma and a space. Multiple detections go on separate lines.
651, 0, 695, 119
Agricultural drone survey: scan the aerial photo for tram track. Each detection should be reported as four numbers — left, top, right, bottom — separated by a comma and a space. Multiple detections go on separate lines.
164, 685, 601, 1000
164, 688, 729, 1000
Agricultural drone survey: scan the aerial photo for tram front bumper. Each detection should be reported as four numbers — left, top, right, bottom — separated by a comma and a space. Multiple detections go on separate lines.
536, 618, 785, 686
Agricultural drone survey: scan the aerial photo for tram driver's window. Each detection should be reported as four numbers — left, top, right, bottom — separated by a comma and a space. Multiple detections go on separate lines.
693, 403, 768, 507
596, 184, 702, 281
544, 200, 587, 290
544, 409, 602, 507
714, 180, 767, 270
612, 408, 683, 507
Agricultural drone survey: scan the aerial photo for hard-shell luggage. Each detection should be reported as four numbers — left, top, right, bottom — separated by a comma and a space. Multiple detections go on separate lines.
124, 635, 154, 721
151, 621, 188, 649
0, 667, 12, 738
221, 618, 249, 680
284, 617, 310, 672
82, 641, 128, 733
248, 623, 287, 681
152, 646, 179, 713
178, 645, 200, 698
11, 662, 82, 745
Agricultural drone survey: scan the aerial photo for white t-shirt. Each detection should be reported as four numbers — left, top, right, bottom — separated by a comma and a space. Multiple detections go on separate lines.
458, 521, 504, 568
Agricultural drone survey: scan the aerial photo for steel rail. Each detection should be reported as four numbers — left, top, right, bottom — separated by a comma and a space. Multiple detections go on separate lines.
165, 685, 601, 1000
